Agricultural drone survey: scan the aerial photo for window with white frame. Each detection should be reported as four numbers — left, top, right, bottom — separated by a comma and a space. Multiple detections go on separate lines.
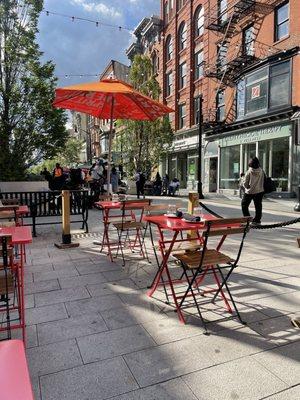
275, 2, 289, 41
166, 35, 173, 61
178, 103, 186, 129
194, 50, 204, 80
178, 62, 187, 89
166, 71, 173, 96
178, 22, 187, 51
195, 6, 204, 37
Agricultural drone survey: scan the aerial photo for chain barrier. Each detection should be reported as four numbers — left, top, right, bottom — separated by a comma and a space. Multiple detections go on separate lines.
199, 202, 300, 230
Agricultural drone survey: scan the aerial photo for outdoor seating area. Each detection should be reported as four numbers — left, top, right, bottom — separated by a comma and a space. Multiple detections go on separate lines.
0, 195, 299, 400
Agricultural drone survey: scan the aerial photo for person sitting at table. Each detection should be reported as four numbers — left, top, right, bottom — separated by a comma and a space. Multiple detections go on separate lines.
168, 178, 180, 196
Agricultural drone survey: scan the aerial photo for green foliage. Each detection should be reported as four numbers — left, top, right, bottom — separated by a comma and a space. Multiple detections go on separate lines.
0, 0, 68, 181
116, 55, 173, 178
29, 137, 84, 175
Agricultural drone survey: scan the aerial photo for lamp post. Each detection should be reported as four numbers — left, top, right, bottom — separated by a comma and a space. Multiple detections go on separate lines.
197, 95, 204, 199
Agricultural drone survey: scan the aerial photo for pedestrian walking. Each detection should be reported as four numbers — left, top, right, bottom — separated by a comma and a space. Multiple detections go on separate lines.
111, 166, 119, 194
162, 173, 170, 195
153, 172, 162, 196
241, 157, 265, 225
135, 170, 145, 199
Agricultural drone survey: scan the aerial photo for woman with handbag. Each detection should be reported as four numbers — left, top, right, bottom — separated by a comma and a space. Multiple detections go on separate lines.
241, 157, 265, 226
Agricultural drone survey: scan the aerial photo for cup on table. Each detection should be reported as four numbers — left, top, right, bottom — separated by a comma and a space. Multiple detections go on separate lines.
167, 204, 177, 215
193, 207, 203, 219
112, 194, 119, 203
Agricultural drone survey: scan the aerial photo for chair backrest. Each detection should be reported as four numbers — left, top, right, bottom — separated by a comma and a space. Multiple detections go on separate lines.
120, 199, 151, 224
204, 217, 252, 237
0, 205, 19, 225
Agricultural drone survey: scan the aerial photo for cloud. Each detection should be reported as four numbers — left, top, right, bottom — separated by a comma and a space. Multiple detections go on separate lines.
70, 0, 122, 19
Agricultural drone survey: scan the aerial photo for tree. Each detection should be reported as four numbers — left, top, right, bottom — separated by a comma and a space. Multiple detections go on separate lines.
29, 137, 84, 175
115, 55, 173, 177
0, 0, 68, 181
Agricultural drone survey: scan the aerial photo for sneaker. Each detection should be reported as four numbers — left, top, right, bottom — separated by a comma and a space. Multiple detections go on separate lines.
251, 221, 261, 226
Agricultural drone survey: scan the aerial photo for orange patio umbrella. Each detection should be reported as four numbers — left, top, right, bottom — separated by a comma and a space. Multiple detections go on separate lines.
53, 78, 173, 192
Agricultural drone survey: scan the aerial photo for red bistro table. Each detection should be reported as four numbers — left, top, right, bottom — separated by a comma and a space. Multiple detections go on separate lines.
0, 226, 32, 342
144, 213, 221, 324
94, 201, 122, 261
16, 205, 29, 226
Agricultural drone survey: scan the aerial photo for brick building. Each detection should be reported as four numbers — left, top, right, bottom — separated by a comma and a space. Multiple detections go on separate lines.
160, 0, 300, 195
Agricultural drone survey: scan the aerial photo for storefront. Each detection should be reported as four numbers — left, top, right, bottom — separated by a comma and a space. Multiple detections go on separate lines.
167, 134, 199, 190
203, 141, 219, 193
214, 120, 294, 194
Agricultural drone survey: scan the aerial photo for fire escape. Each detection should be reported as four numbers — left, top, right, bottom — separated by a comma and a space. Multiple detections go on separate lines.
202, 0, 285, 128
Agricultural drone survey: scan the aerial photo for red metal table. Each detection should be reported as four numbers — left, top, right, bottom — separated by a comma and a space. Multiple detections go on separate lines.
16, 205, 29, 226
0, 226, 32, 342
144, 213, 225, 323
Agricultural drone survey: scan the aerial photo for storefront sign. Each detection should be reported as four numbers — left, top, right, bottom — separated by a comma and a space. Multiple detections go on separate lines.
172, 135, 198, 151
219, 123, 292, 147
251, 85, 260, 99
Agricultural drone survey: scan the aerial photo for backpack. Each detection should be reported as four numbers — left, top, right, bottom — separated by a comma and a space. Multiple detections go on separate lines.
264, 175, 276, 194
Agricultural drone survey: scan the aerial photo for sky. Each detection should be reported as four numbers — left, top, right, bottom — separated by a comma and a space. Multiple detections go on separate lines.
38, 0, 160, 88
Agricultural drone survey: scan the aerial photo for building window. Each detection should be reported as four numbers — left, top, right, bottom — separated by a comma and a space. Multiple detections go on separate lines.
236, 60, 291, 119
218, 0, 227, 24
178, 62, 187, 89
166, 35, 173, 61
269, 61, 290, 108
178, 104, 186, 129
195, 6, 204, 37
217, 44, 227, 68
178, 22, 187, 51
275, 2, 289, 41
194, 96, 201, 125
216, 90, 225, 122
245, 67, 268, 114
243, 25, 255, 56
166, 71, 173, 96
194, 50, 204, 80
177, 0, 186, 11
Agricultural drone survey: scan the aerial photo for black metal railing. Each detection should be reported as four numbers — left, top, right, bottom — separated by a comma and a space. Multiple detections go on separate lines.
0, 190, 89, 236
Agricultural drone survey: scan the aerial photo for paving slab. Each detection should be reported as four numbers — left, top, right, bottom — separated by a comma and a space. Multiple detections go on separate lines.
254, 341, 300, 386
86, 279, 138, 297
110, 377, 198, 400
65, 294, 124, 316
27, 339, 82, 377
26, 303, 68, 325
100, 303, 167, 330
58, 272, 107, 288
25, 294, 35, 309
77, 325, 156, 363
40, 356, 138, 400
183, 356, 287, 400
124, 335, 215, 387
37, 313, 108, 345
33, 267, 79, 282
35, 287, 90, 307
25, 279, 60, 295
265, 385, 300, 400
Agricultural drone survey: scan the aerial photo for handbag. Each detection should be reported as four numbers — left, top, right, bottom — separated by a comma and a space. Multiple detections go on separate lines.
264, 175, 276, 194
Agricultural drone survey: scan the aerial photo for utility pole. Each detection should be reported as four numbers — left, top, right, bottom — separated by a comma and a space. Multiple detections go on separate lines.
197, 96, 204, 199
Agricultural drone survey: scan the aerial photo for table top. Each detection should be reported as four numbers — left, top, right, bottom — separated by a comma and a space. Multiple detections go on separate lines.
94, 201, 121, 210
0, 226, 32, 245
143, 213, 216, 231
16, 205, 29, 215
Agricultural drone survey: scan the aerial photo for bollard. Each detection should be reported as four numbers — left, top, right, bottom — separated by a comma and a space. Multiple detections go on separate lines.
294, 185, 300, 212
187, 192, 199, 238
55, 190, 79, 249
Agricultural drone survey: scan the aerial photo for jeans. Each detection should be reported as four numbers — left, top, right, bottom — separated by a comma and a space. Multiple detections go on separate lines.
241, 192, 264, 223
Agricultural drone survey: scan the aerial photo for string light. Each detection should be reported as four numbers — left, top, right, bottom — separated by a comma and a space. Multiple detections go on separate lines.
42, 9, 131, 32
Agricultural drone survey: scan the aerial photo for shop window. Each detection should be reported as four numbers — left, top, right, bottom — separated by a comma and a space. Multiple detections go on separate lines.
166, 71, 173, 96
216, 90, 225, 122
166, 35, 173, 61
275, 2, 289, 41
178, 104, 186, 129
218, 0, 227, 24
243, 24, 255, 56
178, 62, 187, 89
195, 6, 204, 37
194, 50, 204, 80
269, 61, 290, 108
220, 145, 240, 189
271, 137, 289, 190
178, 22, 187, 51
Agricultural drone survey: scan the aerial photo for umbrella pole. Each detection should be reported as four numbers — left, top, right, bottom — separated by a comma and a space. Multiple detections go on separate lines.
106, 96, 115, 195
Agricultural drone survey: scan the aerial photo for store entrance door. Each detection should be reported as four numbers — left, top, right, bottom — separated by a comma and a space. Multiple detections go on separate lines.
177, 154, 187, 188
209, 157, 218, 192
